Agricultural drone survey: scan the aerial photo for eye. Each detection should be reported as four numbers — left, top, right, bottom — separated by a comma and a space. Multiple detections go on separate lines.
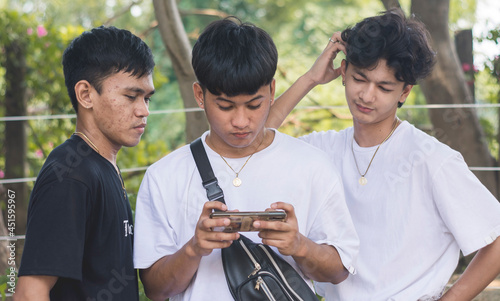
248, 104, 261, 110
379, 86, 393, 92
125, 95, 136, 100
218, 105, 232, 111
145, 97, 152, 103
352, 76, 364, 82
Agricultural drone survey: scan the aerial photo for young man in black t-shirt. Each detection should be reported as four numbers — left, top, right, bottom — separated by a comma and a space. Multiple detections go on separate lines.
14, 26, 155, 301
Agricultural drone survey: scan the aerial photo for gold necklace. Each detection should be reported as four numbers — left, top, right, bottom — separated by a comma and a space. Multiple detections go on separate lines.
351, 118, 399, 186
74, 131, 100, 154
73, 132, 127, 199
219, 133, 266, 187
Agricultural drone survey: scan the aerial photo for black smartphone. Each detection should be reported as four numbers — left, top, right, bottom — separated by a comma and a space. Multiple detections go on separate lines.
210, 211, 287, 232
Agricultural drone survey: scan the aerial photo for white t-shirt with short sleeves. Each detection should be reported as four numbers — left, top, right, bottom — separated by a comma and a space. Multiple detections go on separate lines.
303, 121, 500, 301
134, 130, 359, 301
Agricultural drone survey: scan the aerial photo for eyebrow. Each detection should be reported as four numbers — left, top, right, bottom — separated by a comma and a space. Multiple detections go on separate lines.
124, 87, 156, 96
216, 95, 264, 104
354, 69, 398, 86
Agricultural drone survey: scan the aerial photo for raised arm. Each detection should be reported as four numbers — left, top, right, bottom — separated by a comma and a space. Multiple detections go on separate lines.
139, 201, 239, 301
266, 32, 346, 129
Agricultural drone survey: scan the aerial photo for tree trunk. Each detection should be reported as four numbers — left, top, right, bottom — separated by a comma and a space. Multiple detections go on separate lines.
410, 0, 498, 197
153, 0, 208, 144
3, 40, 28, 267
381, 0, 401, 10
382, 0, 498, 197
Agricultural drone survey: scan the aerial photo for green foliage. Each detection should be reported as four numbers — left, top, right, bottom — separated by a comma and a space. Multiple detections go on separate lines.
0, 267, 16, 300
0, 10, 83, 180
2, 0, 499, 299
449, 0, 477, 30
476, 27, 500, 159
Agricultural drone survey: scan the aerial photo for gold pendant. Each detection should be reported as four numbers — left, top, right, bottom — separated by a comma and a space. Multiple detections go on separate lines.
233, 177, 242, 187
359, 176, 368, 186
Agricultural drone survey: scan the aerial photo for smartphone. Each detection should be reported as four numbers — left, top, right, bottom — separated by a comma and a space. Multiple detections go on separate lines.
210, 211, 287, 232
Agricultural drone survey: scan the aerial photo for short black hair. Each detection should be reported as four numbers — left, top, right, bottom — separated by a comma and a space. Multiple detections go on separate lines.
341, 8, 436, 87
62, 26, 155, 112
192, 17, 278, 97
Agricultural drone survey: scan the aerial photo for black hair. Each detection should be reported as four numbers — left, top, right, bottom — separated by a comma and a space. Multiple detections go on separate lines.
192, 17, 278, 97
341, 9, 436, 107
62, 26, 155, 112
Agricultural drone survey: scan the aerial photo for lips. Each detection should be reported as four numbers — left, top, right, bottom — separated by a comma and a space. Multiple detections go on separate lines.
356, 103, 374, 114
134, 123, 147, 134
233, 132, 250, 139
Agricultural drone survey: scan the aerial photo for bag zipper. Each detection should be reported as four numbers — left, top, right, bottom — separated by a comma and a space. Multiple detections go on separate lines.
255, 276, 277, 301
239, 239, 261, 277
258, 244, 305, 301
257, 271, 295, 300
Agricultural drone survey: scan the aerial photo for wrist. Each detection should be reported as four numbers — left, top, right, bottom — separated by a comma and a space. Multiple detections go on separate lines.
299, 72, 320, 90
184, 238, 204, 259
292, 234, 309, 259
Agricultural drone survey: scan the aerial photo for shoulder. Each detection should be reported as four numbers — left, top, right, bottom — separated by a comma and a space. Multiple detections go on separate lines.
145, 143, 194, 179
298, 127, 351, 151
37, 136, 111, 186
273, 131, 342, 178
397, 121, 459, 161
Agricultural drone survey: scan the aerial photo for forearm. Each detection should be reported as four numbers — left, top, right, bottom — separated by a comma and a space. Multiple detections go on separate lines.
441, 237, 500, 301
292, 235, 349, 284
13, 275, 57, 301
140, 238, 203, 301
267, 73, 318, 129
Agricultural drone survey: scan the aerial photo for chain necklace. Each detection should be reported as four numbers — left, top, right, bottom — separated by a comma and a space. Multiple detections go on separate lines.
351, 119, 399, 186
218, 133, 266, 187
73, 132, 127, 199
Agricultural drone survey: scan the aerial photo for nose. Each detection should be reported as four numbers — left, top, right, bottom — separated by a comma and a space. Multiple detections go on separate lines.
231, 107, 249, 129
360, 84, 376, 103
136, 98, 150, 118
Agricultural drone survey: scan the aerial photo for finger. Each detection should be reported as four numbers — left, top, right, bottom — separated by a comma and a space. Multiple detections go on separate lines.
202, 200, 228, 214
199, 235, 238, 250
327, 32, 346, 55
270, 202, 296, 220
253, 219, 288, 232
207, 231, 240, 243
201, 213, 231, 231
329, 32, 343, 44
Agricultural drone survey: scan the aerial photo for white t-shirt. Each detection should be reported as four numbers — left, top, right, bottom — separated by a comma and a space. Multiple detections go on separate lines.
303, 121, 500, 301
134, 130, 359, 301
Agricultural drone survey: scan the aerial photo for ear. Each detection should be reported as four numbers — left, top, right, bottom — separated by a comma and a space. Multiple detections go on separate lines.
398, 84, 413, 105
193, 82, 205, 109
269, 79, 276, 106
74, 80, 93, 110
341, 60, 347, 78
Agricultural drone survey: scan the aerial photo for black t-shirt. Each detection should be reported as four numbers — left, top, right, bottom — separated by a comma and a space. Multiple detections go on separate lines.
19, 135, 139, 301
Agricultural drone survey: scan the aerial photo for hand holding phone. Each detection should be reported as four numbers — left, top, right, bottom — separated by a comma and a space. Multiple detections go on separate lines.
210, 211, 286, 232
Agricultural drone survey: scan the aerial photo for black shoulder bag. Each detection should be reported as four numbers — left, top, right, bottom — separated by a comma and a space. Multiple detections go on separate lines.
190, 138, 318, 301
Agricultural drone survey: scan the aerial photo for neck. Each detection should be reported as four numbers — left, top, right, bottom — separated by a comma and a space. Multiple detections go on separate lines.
74, 122, 120, 170
206, 128, 274, 158
353, 117, 400, 147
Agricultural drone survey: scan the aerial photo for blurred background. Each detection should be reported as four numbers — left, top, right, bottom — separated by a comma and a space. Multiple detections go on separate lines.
0, 0, 499, 299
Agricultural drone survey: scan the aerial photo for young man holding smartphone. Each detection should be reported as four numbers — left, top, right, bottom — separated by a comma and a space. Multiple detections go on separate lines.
133, 17, 359, 300
267, 9, 500, 301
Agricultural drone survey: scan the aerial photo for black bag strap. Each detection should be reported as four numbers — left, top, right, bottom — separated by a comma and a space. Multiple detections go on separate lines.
190, 137, 225, 204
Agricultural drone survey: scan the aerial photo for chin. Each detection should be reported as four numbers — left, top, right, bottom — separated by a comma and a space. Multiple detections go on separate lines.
123, 138, 142, 148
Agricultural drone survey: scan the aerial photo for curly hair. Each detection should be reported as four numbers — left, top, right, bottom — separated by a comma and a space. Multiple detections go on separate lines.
341, 8, 436, 87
